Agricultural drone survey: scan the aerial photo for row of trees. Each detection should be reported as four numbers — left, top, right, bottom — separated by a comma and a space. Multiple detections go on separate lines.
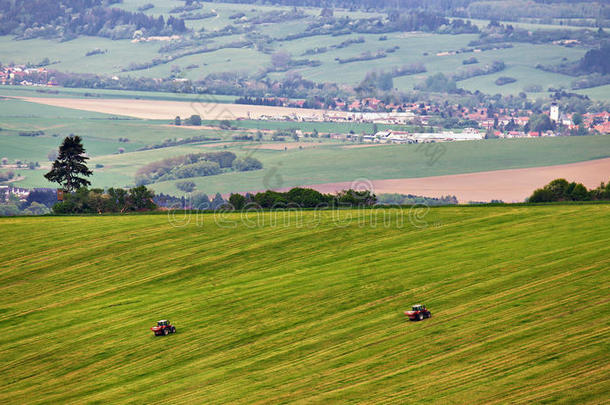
528, 179, 610, 203
376, 193, 458, 206
52, 186, 156, 214
228, 188, 377, 210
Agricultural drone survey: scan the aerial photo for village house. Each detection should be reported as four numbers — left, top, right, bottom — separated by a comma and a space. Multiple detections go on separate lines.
372, 128, 484, 144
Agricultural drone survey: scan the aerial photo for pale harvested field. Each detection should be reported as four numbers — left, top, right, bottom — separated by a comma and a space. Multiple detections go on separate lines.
18, 97, 342, 120
297, 158, 610, 203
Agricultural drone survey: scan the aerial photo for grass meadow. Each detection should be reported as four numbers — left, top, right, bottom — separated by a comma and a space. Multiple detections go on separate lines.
0, 205, 608, 403
143, 134, 610, 195
1, 97, 609, 193
0, 0, 602, 99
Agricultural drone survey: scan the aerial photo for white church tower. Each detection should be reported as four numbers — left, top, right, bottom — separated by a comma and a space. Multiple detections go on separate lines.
550, 103, 559, 122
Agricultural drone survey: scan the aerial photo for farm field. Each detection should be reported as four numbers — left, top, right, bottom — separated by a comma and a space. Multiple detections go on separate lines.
0, 85, 237, 103
14, 96, 343, 120
300, 157, 610, 203
0, 97, 234, 157
576, 84, 610, 103
126, 135, 610, 198
0, 205, 609, 403
0, 0, 604, 100
1, 96, 609, 198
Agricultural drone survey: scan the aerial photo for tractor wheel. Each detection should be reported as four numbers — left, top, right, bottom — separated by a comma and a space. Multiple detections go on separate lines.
418, 313, 424, 321
163, 328, 169, 336
171, 327, 176, 334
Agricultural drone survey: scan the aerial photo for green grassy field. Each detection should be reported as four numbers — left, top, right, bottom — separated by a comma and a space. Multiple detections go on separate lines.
0, 0, 604, 100
1, 205, 608, 403
0, 85, 237, 103
576, 84, 610, 103
118, 135, 610, 195
0, 98, 231, 163
2, 96, 610, 193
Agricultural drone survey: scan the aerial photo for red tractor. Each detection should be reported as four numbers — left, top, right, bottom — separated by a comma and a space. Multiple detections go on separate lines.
151, 320, 176, 336
404, 304, 431, 321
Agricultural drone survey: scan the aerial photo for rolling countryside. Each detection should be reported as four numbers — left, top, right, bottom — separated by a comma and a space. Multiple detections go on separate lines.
1, 1, 609, 402
0, 0, 605, 100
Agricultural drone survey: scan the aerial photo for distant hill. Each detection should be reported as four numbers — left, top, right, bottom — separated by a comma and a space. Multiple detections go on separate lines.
0, 0, 187, 40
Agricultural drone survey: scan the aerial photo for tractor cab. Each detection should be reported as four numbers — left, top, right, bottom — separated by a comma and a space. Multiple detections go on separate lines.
405, 304, 431, 321
151, 320, 176, 336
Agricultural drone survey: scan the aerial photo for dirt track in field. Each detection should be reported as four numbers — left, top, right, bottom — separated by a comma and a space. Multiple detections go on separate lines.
18, 96, 341, 120
292, 158, 610, 203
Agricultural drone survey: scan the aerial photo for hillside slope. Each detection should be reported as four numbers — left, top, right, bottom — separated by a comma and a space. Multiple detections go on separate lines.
0, 205, 609, 403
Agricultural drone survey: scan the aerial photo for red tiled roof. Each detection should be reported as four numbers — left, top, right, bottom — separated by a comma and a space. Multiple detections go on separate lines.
594, 122, 610, 133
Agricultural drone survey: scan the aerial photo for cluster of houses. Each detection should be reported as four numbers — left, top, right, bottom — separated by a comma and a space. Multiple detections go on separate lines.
0, 186, 30, 201
584, 111, 610, 134
250, 97, 610, 135
329, 128, 484, 143
322, 103, 610, 143
367, 128, 484, 144
2, 65, 608, 135
254, 110, 416, 125
0, 65, 55, 86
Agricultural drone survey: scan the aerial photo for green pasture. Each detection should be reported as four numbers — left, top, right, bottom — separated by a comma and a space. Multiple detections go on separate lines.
576, 85, 610, 103
0, 205, 608, 402
467, 17, 600, 31
206, 119, 412, 134
0, 98, 237, 187
2, 97, 609, 192
0, 0, 605, 100
0, 98, 231, 146
145, 134, 610, 196
0, 85, 236, 104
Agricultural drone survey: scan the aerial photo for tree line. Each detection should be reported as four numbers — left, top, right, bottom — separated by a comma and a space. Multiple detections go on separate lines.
52, 186, 156, 214
227, 188, 377, 210
528, 178, 610, 203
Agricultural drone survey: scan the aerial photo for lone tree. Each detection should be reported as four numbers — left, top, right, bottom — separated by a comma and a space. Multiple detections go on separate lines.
45, 135, 92, 192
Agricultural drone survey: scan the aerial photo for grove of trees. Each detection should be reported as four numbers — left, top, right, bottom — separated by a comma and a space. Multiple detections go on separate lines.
528, 178, 610, 203
52, 186, 157, 214
226, 187, 377, 209
135, 152, 263, 185
0, 0, 187, 40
